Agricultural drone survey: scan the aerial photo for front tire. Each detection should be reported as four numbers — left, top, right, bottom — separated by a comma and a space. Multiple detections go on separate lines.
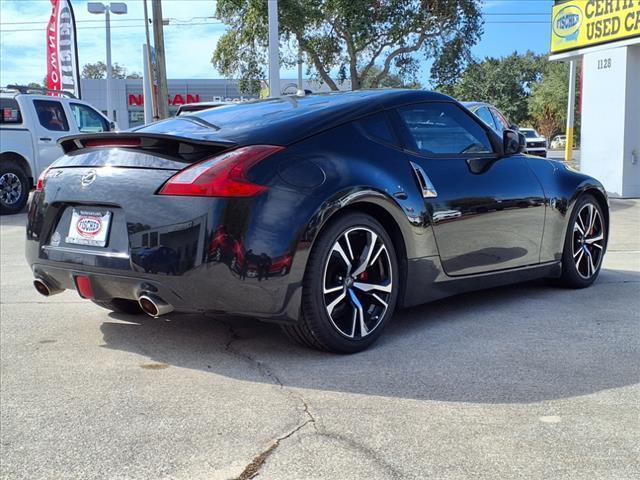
282, 212, 399, 353
557, 194, 606, 288
0, 161, 29, 215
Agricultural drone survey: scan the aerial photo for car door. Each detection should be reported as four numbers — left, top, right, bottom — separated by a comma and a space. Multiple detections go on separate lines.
31, 99, 74, 176
393, 101, 546, 276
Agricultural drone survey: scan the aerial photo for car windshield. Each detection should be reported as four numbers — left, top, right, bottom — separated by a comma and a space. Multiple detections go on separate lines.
522, 129, 539, 138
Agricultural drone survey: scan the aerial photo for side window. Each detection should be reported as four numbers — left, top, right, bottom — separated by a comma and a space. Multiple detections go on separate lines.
70, 103, 109, 133
0, 98, 22, 124
490, 107, 509, 132
33, 100, 69, 132
357, 112, 397, 145
475, 106, 498, 132
397, 102, 493, 156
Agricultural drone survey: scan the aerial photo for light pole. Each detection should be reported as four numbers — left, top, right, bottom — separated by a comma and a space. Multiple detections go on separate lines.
267, 0, 280, 98
88, 2, 128, 122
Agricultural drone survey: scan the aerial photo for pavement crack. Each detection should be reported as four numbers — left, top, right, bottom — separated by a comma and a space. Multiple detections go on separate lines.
222, 320, 318, 478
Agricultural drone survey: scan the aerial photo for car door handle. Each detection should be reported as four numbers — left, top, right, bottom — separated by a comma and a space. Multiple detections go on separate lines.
39, 137, 52, 142
409, 162, 437, 198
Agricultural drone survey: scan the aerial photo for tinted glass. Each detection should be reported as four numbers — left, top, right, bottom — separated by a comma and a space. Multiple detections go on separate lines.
490, 107, 509, 132
358, 112, 396, 145
521, 129, 538, 138
475, 106, 497, 131
0, 98, 22, 124
70, 103, 109, 132
34, 100, 69, 131
397, 103, 492, 155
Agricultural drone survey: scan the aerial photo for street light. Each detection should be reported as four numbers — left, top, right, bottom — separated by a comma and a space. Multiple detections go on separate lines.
88, 2, 128, 122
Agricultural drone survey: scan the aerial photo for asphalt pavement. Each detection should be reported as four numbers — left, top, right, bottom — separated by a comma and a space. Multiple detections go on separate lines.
1, 199, 638, 480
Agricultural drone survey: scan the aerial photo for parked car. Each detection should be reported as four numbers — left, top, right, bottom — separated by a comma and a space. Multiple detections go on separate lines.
550, 135, 567, 150
0, 86, 113, 214
519, 128, 548, 157
27, 90, 608, 353
462, 101, 528, 152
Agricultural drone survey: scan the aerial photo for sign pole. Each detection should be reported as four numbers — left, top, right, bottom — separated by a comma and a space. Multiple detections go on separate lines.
565, 60, 577, 162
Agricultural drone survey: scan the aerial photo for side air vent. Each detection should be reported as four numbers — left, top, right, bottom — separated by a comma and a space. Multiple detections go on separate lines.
409, 162, 438, 198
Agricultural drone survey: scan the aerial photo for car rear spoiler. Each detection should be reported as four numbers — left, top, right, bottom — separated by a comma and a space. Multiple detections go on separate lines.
58, 132, 236, 163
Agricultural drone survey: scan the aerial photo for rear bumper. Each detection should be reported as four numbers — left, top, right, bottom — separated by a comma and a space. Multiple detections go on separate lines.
30, 261, 302, 323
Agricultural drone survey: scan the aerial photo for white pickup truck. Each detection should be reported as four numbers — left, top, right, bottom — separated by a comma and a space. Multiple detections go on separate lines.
0, 88, 113, 214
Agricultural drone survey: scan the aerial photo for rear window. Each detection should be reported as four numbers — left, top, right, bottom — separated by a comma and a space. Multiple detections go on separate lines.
34, 99, 69, 131
357, 112, 397, 146
0, 98, 22, 124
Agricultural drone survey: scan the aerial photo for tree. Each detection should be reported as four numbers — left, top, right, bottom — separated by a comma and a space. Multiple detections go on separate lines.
444, 51, 546, 125
212, 0, 482, 94
528, 61, 572, 140
81, 61, 141, 79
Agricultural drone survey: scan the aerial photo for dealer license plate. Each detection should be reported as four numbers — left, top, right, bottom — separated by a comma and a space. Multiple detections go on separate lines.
66, 209, 112, 247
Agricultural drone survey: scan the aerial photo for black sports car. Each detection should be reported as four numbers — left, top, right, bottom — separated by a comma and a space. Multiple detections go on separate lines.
26, 90, 608, 353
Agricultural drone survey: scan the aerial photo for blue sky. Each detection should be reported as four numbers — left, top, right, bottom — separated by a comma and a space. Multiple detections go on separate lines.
0, 0, 555, 87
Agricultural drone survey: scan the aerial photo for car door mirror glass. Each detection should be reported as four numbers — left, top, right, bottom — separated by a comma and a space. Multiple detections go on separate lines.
503, 129, 524, 156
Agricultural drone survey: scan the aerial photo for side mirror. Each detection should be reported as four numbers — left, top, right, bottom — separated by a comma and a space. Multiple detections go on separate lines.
503, 129, 525, 156
509, 124, 519, 131
109, 121, 117, 132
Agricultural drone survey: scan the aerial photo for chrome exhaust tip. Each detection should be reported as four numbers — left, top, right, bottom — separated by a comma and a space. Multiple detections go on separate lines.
138, 294, 174, 317
33, 278, 63, 297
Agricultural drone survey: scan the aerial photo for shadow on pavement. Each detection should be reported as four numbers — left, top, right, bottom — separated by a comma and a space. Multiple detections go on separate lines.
99, 269, 639, 404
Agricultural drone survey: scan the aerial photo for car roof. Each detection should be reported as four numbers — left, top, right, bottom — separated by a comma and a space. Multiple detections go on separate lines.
136, 89, 454, 145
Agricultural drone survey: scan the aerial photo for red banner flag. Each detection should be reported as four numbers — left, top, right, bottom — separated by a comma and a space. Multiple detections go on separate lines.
46, 0, 81, 97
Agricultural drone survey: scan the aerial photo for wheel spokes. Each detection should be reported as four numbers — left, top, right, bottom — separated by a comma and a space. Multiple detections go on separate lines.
352, 231, 377, 277
323, 227, 392, 339
326, 291, 347, 316
572, 203, 605, 279
353, 280, 392, 293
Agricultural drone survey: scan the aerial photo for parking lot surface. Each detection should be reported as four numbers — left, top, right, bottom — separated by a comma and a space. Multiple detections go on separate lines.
1, 200, 639, 480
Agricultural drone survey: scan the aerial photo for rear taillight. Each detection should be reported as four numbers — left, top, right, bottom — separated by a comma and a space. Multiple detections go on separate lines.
158, 145, 284, 197
35, 168, 49, 192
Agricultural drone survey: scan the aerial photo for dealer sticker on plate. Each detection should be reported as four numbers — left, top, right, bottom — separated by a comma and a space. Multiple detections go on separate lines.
66, 209, 112, 247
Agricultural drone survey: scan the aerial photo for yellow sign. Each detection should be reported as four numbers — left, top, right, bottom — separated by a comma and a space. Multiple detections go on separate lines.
551, 0, 640, 54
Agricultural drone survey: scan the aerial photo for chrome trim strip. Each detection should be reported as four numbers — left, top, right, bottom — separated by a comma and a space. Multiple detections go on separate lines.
41, 245, 130, 259
409, 161, 438, 198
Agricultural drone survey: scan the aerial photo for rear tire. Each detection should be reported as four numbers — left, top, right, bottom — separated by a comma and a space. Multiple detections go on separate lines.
0, 161, 29, 215
281, 212, 399, 353
92, 298, 144, 315
556, 194, 607, 288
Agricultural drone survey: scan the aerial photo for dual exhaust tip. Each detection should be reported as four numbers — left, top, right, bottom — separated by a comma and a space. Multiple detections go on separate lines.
34, 278, 173, 318
138, 294, 173, 317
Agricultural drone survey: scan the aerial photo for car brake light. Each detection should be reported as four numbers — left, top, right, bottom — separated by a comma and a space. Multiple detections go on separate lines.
158, 145, 284, 197
84, 138, 141, 148
36, 168, 49, 192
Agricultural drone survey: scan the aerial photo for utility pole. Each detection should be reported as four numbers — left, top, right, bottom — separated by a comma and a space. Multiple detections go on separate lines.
565, 60, 577, 162
151, 0, 169, 118
267, 0, 280, 98
143, 0, 157, 120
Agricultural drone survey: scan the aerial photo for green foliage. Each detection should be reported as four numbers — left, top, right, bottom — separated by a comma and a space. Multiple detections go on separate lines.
443, 51, 547, 125
81, 62, 141, 80
212, 0, 482, 94
528, 61, 572, 140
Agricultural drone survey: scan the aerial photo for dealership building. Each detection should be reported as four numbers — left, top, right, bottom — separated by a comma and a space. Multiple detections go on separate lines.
80, 78, 349, 130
